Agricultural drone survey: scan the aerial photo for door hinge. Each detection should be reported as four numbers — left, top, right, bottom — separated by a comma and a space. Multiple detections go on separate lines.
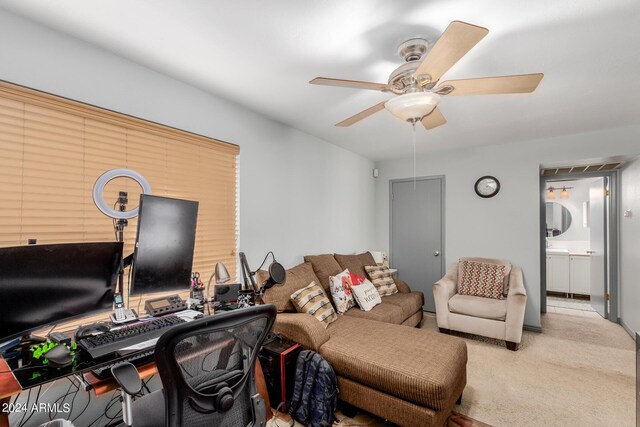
390, 192, 394, 201
605, 190, 610, 196
605, 293, 610, 301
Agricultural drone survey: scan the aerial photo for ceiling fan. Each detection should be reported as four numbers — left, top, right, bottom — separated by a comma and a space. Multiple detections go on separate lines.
310, 21, 543, 130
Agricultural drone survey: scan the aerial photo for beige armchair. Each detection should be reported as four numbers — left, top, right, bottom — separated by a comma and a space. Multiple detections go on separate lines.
433, 259, 527, 351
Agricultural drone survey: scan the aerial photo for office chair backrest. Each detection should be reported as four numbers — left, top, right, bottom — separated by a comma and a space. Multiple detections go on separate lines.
154, 304, 276, 427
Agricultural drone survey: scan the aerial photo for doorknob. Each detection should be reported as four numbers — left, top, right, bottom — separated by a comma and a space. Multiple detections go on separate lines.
434, 251, 440, 257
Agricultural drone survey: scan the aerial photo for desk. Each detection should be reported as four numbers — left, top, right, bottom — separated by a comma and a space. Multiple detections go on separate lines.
0, 358, 271, 426
0, 311, 272, 426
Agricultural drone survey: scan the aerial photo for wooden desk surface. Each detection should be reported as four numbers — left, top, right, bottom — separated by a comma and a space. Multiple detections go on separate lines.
0, 357, 272, 425
0, 357, 20, 400
0, 308, 273, 423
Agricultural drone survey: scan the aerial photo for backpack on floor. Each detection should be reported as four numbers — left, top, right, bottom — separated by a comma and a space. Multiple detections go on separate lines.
288, 350, 338, 427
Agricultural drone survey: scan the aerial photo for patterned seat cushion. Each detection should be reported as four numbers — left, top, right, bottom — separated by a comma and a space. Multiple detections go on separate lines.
290, 281, 338, 327
457, 260, 507, 300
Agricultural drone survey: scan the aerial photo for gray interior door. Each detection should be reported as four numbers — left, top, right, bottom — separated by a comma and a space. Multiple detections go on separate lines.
589, 177, 607, 318
391, 177, 444, 312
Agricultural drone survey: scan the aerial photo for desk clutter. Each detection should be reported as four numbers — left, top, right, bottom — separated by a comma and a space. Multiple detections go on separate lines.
0, 190, 288, 426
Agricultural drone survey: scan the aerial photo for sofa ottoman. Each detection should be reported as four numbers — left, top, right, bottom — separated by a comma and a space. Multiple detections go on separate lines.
322, 316, 467, 426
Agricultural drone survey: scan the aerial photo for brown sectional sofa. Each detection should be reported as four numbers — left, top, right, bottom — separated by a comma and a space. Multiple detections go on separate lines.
260, 252, 468, 427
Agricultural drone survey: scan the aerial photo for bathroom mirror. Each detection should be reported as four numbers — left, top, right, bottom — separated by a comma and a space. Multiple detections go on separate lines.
546, 202, 572, 237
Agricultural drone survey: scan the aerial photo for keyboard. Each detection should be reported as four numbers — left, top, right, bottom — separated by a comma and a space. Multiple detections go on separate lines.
90, 349, 155, 379
78, 315, 186, 359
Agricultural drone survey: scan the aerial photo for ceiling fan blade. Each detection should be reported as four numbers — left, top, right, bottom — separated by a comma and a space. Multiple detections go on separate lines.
310, 77, 390, 92
336, 102, 386, 127
436, 73, 544, 96
413, 21, 489, 83
421, 107, 447, 130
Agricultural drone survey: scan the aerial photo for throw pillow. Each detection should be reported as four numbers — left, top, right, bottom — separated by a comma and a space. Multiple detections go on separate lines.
349, 272, 365, 285
457, 260, 506, 300
328, 269, 356, 314
290, 281, 338, 327
260, 262, 323, 313
458, 257, 512, 296
351, 279, 382, 311
364, 265, 398, 297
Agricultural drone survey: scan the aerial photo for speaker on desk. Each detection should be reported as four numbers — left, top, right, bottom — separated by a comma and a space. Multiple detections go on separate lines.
214, 283, 240, 305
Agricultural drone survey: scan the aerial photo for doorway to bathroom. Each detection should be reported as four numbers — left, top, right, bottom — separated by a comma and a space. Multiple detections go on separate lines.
539, 164, 620, 322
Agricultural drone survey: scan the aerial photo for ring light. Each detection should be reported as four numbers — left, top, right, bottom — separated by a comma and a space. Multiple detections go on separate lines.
92, 169, 152, 219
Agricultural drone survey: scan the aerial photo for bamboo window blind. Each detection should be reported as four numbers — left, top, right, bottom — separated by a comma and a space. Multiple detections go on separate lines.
0, 81, 239, 305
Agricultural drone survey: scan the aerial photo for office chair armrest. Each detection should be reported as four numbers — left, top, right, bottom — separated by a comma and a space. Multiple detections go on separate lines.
273, 313, 330, 352
111, 362, 143, 396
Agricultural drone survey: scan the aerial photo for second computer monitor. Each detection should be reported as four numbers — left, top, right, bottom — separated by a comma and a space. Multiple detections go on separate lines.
130, 194, 199, 295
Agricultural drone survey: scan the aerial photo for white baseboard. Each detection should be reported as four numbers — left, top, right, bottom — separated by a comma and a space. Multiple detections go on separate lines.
620, 319, 637, 341
524, 324, 542, 333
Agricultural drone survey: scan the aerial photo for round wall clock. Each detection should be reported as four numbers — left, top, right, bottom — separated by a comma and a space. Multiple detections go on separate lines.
474, 176, 500, 198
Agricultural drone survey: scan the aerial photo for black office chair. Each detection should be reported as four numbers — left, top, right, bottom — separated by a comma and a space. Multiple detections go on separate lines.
111, 304, 276, 427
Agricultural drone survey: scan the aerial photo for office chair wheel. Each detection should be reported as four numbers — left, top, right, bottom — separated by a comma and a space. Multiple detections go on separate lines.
214, 383, 234, 411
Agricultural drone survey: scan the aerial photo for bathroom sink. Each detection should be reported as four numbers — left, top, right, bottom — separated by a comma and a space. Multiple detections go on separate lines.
546, 248, 569, 254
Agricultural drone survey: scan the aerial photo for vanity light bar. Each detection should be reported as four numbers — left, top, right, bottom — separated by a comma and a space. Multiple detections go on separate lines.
540, 162, 624, 176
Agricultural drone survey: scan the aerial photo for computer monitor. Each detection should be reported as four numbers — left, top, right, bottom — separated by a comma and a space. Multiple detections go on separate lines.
130, 194, 199, 295
0, 242, 123, 344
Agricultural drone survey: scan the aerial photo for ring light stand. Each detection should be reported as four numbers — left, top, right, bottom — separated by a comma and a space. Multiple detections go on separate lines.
92, 169, 152, 298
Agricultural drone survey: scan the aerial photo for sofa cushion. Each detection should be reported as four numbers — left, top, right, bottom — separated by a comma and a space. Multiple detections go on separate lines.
322, 316, 467, 411
291, 281, 338, 327
364, 265, 398, 296
448, 294, 507, 320
381, 292, 424, 319
334, 252, 377, 278
457, 260, 506, 300
304, 254, 343, 293
459, 257, 512, 296
262, 262, 323, 312
342, 302, 404, 324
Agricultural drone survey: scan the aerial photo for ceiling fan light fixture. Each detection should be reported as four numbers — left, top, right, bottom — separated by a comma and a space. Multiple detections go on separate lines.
384, 92, 440, 122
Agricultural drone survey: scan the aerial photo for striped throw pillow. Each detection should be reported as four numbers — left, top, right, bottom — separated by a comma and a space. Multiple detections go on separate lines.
457, 260, 506, 300
364, 265, 398, 297
290, 281, 338, 327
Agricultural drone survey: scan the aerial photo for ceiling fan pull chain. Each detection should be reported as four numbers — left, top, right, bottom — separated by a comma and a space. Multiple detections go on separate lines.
412, 122, 417, 190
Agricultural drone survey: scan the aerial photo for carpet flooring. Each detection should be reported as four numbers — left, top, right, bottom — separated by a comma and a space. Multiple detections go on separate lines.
422, 311, 635, 427
268, 310, 635, 426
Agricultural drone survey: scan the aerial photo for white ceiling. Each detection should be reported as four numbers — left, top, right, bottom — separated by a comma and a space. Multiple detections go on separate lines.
1, 0, 639, 161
